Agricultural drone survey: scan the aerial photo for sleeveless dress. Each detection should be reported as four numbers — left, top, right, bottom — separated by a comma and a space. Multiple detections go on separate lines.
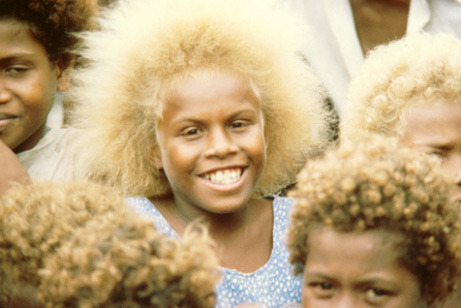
126, 196, 302, 308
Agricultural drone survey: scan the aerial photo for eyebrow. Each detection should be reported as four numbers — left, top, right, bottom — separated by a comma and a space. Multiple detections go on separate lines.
0, 54, 36, 63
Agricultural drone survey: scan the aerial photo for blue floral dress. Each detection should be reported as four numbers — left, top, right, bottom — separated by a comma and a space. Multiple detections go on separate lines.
126, 196, 302, 308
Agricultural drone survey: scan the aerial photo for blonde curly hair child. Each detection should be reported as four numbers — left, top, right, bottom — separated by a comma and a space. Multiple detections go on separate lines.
39, 217, 219, 308
1, 181, 220, 307
340, 33, 461, 204
67, 0, 330, 306
0, 181, 132, 305
287, 137, 461, 307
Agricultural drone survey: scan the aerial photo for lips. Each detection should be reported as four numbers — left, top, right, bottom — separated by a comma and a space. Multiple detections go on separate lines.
201, 168, 243, 185
0, 114, 16, 131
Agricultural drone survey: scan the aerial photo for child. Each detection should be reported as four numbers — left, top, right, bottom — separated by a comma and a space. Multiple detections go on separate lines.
0, 0, 98, 183
287, 137, 461, 308
69, 0, 329, 306
39, 213, 220, 307
0, 181, 135, 305
340, 33, 461, 204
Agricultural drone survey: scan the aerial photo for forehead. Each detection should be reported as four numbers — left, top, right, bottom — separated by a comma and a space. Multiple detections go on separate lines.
160, 68, 262, 118
403, 98, 461, 145
0, 18, 46, 58
306, 227, 404, 271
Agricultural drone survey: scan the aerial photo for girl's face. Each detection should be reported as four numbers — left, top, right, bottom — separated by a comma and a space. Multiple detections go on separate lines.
302, 227, 427, 308
155, 69, 266, 217
0, 18, 70, 153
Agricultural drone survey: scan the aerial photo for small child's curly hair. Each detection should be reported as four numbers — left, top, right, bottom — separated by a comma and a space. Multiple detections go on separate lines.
341, 33, 461, 142
39, 220, 220, 307
0, 0, 99, 67
287, 136, 461, 305
69, 0, 329, 197
0, 180, 135, 305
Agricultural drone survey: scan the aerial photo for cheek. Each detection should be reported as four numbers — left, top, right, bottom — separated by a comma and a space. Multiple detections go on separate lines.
20, 73, 57, 116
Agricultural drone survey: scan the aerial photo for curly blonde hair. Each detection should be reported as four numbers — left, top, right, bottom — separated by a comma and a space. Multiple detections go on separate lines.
39, 221, 220, 307
341, 33, 461, 142
69, 0, 329, 197
287, 136, 461, 305
0, 181, 134, 305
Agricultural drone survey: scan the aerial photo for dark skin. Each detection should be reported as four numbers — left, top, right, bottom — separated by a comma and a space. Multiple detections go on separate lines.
349, 0, 410, 55
0, 139, 29, 194
152, 195, 273, 273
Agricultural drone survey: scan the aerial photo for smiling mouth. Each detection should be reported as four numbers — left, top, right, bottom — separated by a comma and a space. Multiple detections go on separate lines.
201, 168, 243, 185
0, 117, 15, 130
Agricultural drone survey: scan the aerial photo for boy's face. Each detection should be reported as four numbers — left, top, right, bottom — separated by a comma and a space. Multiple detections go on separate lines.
302, 227, 426, 308
402, 98, 461, 204
155, 69, 266, 217
0, 19, 70, 153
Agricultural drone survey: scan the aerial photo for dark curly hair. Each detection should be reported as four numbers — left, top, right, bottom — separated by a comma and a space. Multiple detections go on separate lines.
0, 0, 98, 67
287, 136, 461, 305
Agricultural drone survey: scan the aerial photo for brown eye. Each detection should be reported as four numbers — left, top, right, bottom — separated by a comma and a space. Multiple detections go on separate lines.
308, 281, 335, 298
364, 288, 393, 305
4, 65, 29, 76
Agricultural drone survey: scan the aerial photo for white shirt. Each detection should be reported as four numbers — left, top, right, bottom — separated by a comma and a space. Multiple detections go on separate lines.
288, 0, 461, 115
17, 127, 82, 182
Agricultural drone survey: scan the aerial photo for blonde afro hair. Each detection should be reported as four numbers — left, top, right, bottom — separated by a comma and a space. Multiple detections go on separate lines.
287, 136, 461, 305
0, 181, 135, 305
39, 220, 220, 307
69, 0, 329, 197
341, 33, 461, 142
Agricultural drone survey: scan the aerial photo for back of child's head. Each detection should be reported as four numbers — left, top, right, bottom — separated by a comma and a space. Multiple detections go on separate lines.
341, 32, 461, 142
0, 0, 99, 68
287, 136, 461, 305
0, 180, 135, 305
39, 219, 220, 307
69, 0, 329, 197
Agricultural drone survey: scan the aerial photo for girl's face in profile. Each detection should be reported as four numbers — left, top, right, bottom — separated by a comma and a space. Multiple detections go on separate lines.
401, 97, 461, 204
302, 227, 427, 308
155, 69, 266, 217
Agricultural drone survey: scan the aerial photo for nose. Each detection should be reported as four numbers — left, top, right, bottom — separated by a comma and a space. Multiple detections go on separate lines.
333, 292, 361, 308
204, 127, 238, 158
0, 84, 12, 103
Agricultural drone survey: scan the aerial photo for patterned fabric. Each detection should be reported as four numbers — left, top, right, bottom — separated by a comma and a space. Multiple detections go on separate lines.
126, 196, 302, 308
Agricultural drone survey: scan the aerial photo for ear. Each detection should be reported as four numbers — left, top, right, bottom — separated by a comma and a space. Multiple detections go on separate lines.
152, 147, 163, 170
56, 60, 75, 92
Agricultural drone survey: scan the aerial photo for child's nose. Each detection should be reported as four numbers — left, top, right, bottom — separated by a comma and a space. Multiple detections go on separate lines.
0, 86, 12, 103
204, 128, 238, 158
333, 292, 361, 308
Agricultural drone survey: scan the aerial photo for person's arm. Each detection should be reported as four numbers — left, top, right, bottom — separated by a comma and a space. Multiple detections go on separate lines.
0, 140, 30, 193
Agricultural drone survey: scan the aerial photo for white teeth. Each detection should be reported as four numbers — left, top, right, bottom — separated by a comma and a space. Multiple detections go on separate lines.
203, 168, 242, 185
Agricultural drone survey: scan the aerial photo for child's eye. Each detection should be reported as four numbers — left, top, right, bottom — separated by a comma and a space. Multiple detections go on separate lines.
4, 65, 30, 76
181, 127, 201, 137
308, 281, 335, 298
229, 120, 249, 130
364, 288, 392, 304
428, 149, 448, 160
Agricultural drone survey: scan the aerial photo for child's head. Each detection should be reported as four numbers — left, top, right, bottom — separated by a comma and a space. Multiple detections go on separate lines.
70, 0, 329, 198
0, 0, 98, 153
287, 137, 461, 307
340, 33, 461, 202
39, 220, 220, 307
0, 180, 135, 305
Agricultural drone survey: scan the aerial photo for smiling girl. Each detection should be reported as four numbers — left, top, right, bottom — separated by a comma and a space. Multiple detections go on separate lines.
68, 0, 329, 306
0, 0, 98, 190
287, 137, 461, 308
